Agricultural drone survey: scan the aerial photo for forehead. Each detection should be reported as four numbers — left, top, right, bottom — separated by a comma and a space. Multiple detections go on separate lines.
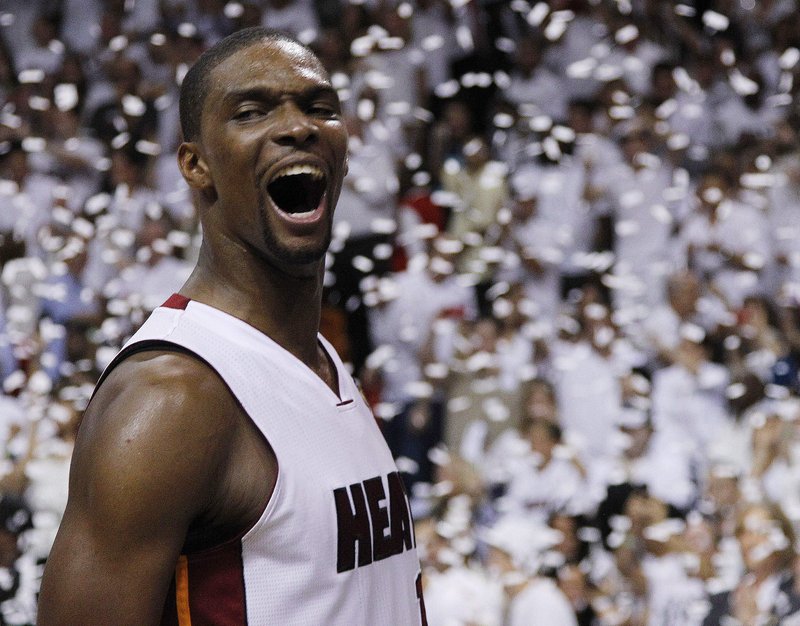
206, 38, 329, 102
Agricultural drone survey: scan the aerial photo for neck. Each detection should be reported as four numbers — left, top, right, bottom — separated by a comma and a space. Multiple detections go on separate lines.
181, 241, 325, 368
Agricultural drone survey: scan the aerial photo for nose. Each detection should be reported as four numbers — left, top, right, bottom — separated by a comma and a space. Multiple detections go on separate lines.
273, 102, 318, 147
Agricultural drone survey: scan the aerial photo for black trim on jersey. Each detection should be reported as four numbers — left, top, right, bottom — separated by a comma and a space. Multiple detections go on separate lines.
88, 338, 273, 556
91, 339, 209, 402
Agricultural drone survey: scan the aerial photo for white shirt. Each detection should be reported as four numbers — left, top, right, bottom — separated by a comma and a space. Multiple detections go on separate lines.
589, 429, 697, 510
768, 157, 800, 294
0, 172, 60, 260
595, 39, 669, 96
59, 0, 103, 54
0, 297, 17, 380
350, 47, 422, 123
605, 160, 675, 269
505, 67, 569, 121
113, 255, 194, 312
334, 132, 398, 239
667, 89, 721, 152
632, 299, 727, 359
543, 14, 606, 101
498, 213, 563, 320
503, 451, 585, 520
260, 0, 319, 39
119, 0, 160, 35
651, 360, 731, 458
642, 553, 706, 626
507, 577, 578, 626
552, 340, 624, 460
518, 160, 596, 277
680, 199, 771, 307
13, 45, 63, 75
409, 1, 460, 93
716, 96, 784, 147
423, 565, 503, 626
368, 267, 477, 404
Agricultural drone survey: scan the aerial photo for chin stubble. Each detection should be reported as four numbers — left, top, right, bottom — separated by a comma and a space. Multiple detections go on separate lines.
257, 193, 332, 266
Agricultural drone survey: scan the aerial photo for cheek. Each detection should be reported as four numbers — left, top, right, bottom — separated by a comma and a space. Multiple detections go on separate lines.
209, 130, 261, 173
326, 125, 349, 158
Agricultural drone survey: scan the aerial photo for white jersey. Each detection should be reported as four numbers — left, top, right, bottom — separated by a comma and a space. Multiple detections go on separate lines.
100, 294, 425, 626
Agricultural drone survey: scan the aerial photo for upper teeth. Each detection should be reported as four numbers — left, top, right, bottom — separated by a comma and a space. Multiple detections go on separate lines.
271, 164, 324, 182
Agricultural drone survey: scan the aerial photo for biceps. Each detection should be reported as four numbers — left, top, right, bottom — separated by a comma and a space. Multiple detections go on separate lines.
38, 510, 181, 626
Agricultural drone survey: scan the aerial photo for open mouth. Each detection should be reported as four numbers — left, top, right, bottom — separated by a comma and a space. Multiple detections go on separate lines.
267, 164, 327, 217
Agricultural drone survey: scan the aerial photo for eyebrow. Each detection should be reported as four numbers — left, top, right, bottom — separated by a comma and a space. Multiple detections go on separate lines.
221, 84, 339, 108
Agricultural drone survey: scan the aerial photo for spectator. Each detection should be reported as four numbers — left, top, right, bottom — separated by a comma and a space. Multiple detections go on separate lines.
484, 514, 577, 626
681, 169, 771, 309
366, 235, 478, 489
703, 502, 800, 625
651, 336, 731, 468
1, 2, 800, 621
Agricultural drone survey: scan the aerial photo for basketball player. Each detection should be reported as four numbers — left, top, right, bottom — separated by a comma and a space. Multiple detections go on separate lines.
38, 28, 426, 625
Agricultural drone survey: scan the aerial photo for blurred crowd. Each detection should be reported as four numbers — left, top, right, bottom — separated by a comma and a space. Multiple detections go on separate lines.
1, 0, 800, 624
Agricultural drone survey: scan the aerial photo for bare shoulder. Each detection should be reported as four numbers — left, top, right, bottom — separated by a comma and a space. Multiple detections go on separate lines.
38, 349, 250, 624
71, 349, 241, 527
81, 349, 238, 447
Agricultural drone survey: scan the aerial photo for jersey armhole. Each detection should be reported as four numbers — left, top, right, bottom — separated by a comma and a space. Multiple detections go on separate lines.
88, 338, 279, 556
90, 339, 209, 401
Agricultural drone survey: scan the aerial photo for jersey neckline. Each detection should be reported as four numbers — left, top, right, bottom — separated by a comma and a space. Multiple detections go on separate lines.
161, 294, 352, 406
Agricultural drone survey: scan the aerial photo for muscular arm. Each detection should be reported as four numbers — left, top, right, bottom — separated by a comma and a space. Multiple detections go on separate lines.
38, 352, 242, 625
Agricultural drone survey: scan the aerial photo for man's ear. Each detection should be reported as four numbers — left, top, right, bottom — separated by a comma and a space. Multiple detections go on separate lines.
177, 142, 213, 191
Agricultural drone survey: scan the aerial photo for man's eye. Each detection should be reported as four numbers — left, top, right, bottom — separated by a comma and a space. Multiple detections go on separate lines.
233, 108, 263, 121
309, 105, 338, 118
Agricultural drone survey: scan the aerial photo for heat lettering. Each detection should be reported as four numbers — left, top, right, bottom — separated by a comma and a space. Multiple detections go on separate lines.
334, 471, 414, 572
334, 482, 373, 573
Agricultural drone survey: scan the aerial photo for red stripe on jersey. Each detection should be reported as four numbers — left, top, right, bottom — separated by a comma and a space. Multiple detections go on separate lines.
163, 294, 191, 310
161, 539, 248, 626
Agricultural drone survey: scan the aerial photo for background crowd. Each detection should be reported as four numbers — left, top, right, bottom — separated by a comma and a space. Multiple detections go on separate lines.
1, 0, 800, 624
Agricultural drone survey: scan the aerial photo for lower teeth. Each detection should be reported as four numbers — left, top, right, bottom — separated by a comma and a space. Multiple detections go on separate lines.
291, 209, 315, 217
